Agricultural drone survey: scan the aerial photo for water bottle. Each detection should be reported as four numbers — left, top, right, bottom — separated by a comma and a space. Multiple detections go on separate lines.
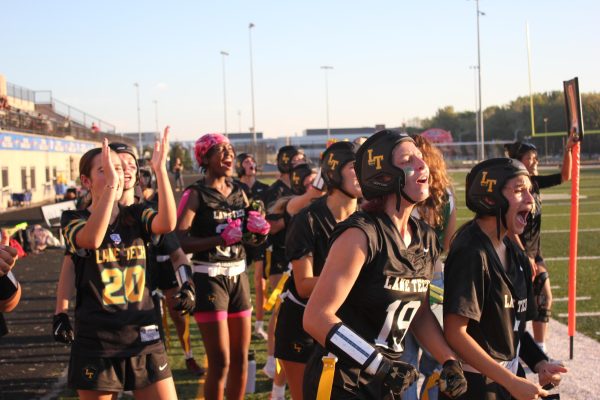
245, 350, 257, 393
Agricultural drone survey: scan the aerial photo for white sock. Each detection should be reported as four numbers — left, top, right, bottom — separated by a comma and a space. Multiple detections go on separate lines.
184, 351, 193, 359
271, 383, 286, 397
536, 341, 547, 353
255, 320, 264, 331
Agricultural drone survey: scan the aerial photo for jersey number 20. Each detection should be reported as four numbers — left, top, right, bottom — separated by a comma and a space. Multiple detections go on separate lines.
101, 265, 145, 306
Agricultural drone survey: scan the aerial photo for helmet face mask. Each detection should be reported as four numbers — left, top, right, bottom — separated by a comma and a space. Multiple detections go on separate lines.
355, 130, 415, 202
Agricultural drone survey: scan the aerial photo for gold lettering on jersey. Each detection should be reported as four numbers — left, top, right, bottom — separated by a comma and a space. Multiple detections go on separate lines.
384, 277, 430, 292
504, 295, 527, 312
213, 209, 245, 220
95, 245, 146, 264
367, 149, 384, 170
504, 295, 514, 308
480, 171, 497, 192
327, 153, 339, 169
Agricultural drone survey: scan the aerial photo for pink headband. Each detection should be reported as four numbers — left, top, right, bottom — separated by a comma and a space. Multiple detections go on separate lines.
194, 133, 229, 165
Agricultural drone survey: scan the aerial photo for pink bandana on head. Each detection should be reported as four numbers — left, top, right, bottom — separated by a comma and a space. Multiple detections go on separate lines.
194, 133, 230, 165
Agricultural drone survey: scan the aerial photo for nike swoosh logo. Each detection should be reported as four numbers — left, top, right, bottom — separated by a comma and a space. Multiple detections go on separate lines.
423, 248, 429, 253
159, 363, 168, 371
54, 323, 62, 336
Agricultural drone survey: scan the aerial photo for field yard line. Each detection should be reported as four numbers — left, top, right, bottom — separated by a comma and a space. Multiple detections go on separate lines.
458, 211, 600, 221
558, 311, 600, 318
550, 285, 560, 289
544, 200, 600, 206
543, 228, 600, 233
553, 296, 592, 302
545, 256, 600, 261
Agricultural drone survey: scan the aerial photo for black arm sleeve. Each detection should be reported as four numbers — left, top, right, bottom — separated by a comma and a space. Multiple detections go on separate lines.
519, 331, 548, 371
532, 174, 562, 189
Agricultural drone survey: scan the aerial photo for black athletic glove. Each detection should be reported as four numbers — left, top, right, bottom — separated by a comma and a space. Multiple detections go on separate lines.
376, 357, 420, 397
439, 359, 468, 398
173, 281, 196, 315
52, 313, 74, 345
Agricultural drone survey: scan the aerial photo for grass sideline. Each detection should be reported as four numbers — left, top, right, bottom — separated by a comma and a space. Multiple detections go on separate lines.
58, 167, 600, 399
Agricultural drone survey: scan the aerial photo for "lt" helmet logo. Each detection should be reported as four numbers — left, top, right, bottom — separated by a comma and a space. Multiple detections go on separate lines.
367, 149, 384, 170
327, 153, 339, 169
480, 171, 497, 192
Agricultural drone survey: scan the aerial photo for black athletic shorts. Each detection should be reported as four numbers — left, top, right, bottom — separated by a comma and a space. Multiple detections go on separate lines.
193, 270, 252, 313
68, 349, 171, 392
156, 260, 178, 291
274, 298, 314, 363
264, 246, 289, 279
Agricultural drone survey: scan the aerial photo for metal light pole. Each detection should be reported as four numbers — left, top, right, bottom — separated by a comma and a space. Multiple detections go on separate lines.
475, 0, 485, 160
220, 51, 229, 136
153, 100, 159, 140
248, 23, 257, 145
134, 82, 142, 156
544, 117, 549, 162
469, 65, 479, 152
321, 66, 333, 139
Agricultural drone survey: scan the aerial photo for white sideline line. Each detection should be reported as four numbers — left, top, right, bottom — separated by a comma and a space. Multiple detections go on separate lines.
545, 200, 600, 206
543, 228, 600, 233
553, 296, 591, 302
558, 312, 600, 318
545, 256, 600, 261
458, 212, 600, 221
550, 285, 560, 289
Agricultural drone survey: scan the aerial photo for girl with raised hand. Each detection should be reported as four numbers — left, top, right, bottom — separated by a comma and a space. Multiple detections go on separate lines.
303, 130, 467, 399
175, 133, 270, 400
60, 130, 177, 400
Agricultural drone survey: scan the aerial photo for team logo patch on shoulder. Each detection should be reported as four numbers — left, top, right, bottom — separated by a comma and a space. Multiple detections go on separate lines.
82, 365, 98, 382
110, 233, 122, 245
292, 342, 303, 353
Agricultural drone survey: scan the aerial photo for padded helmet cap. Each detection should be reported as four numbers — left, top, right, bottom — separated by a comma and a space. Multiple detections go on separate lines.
465, 157, 529, 217
290, 163, 314, 195
277, 145, 304, 173
354, 130, 415, 201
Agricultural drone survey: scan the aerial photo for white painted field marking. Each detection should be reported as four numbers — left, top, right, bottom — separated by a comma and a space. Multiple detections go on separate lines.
543, 228, 600, 233
544, 200, 600, 206
541, 194, 588, 201
553, 296, 591, 302
458, 211, 600, 222
558, 311, 600, 318
545, 256, 600, 261
550, 285, 560, 289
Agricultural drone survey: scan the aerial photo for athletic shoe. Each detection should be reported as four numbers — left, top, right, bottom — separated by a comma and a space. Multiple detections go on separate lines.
186, 357, 206, 376
254, 326, 268, 341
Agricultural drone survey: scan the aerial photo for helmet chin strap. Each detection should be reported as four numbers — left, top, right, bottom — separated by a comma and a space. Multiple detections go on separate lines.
395, 173, 418, 211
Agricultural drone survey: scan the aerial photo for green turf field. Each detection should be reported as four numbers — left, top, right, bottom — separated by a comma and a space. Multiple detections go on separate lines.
58, 167, 600, 399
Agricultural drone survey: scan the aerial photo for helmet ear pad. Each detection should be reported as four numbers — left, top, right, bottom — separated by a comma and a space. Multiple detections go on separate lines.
354, 130, 414, 201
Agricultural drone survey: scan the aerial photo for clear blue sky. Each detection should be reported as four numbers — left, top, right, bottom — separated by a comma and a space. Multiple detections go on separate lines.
3, 1, 598, 140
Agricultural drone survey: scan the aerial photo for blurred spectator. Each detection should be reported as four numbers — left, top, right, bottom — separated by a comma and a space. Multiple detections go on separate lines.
91, 122, 100, 134
172, 157, 184, 191
0, 231, 20, 338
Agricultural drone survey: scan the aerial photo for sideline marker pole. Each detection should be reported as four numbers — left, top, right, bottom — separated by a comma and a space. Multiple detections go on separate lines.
568, 141, 580, 360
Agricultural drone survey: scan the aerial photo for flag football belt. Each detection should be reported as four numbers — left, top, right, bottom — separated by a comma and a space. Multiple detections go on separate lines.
264, 270, 290, 311
156, 255, 170, 262
421, 370, 441, 400
280, 289, 306, 308
462, 355, 519, 375
316, 353, 338, 400
192, 260, 246, 277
